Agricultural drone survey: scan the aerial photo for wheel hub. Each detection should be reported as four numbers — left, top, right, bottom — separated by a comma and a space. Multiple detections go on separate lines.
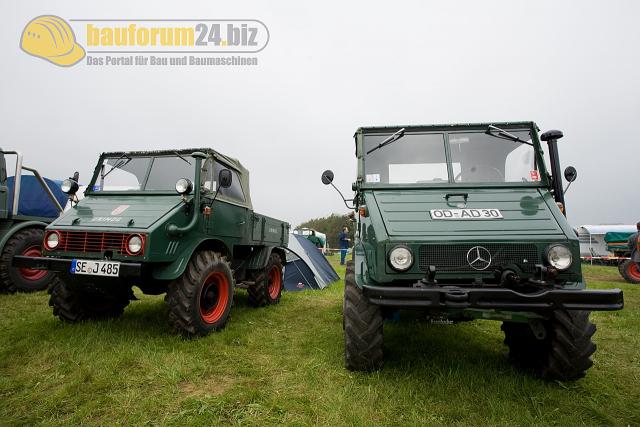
199, 271, 229, 324
18, 246, 48, 281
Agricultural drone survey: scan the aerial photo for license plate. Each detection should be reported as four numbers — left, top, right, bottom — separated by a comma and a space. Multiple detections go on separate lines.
70, 259, 120, 277
430, 208, 503, 220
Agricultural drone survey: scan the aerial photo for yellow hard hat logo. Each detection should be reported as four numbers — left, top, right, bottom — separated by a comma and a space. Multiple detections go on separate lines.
20, 15, 85, 66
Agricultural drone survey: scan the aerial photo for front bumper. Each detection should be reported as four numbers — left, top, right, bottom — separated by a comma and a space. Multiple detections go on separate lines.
362, 283, 624, 311
12, 256, 143, 278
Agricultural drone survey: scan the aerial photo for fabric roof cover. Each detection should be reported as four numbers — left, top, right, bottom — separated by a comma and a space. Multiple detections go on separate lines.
7, 175, 65, 218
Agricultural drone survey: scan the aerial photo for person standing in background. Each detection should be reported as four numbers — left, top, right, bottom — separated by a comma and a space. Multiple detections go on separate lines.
338, 226, 350, 265
307, 230, 323, 249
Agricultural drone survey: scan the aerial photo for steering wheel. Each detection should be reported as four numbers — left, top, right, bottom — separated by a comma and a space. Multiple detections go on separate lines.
464, 165, 505, 181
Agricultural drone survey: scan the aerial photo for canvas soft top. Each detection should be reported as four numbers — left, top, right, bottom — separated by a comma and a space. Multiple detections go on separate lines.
99, 148, 252, 207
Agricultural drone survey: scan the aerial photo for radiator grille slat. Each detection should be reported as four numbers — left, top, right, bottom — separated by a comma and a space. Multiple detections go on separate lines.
418, 244, 539, 272
58, 231, 134, 255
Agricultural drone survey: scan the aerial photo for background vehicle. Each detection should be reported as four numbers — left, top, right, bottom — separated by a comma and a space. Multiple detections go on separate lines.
322, 122, 623, 380
576, 225, 639, 283
14, 149, 289, 336
0, 149, 66, 293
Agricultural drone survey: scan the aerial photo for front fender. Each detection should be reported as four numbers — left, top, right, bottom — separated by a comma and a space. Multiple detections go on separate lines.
353, 241, 371, 289
0, 220, 48, 253
151, 237, 228, 281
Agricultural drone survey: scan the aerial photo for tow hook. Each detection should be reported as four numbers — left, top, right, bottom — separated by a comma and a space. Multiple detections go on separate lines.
414, 265, 438, 288
443, 287, 469, 307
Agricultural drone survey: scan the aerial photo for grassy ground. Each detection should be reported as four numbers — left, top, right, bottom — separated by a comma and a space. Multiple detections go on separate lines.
0, 258, 638, 426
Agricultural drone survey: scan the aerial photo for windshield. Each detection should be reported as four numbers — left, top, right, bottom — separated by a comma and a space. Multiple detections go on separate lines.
449, 131, 537, 183
362, 129, 540, 184
96, 155, 195, 191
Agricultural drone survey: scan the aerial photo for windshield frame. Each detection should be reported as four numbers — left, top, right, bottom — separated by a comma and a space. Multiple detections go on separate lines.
356, 123, 550, 189
86, 153, 198, 196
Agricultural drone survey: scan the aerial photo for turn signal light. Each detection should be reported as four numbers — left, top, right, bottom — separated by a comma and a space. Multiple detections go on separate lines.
359, 206, 368, 217
556, 202, 564, 213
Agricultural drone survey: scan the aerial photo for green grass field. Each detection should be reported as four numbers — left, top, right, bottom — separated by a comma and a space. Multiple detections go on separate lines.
1, 259, 638, 426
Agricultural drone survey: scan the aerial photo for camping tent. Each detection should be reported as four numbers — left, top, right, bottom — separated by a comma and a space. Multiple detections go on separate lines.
284, 233, 339, 291
577, 224, 636, 258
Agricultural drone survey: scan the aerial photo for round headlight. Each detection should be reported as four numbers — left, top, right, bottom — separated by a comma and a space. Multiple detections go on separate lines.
388, 245, 413, 271
45, 231, 60, 250
546, 245, 572, 270
61, 179, 79, 195
175, 178, 193, 195
127, 235, 143, 255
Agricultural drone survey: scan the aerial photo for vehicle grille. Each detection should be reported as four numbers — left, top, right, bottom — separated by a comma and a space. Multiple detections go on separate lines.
418, 244, 539, 273
57, 231, 137, 255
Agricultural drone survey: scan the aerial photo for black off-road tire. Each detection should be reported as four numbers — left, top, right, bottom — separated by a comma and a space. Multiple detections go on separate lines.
48, 276, 131, 322
344, 260, 383, 371
502, 310, 597, 381
619, 260, 640, 284
0, 228, 55, 293
165, 251, 234, 337
247, 253, 283, 307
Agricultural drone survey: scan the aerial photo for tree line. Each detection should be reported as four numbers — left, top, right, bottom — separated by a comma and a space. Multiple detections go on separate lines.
297, 213, 354, 249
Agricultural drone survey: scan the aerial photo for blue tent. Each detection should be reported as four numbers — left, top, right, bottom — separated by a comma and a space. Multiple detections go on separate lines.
284, 234, 340, 291
7, 175, 66, 219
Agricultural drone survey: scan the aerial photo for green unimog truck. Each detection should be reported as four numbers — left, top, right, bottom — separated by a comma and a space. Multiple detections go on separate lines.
0, 149, 67, 293
322, 122, 624, 380
14, 149, 289, 336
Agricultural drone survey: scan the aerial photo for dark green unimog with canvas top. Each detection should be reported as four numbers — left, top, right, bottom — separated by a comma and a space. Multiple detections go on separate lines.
0, 149, 67, 293
14, 148, 289, 336
322, 122, 624, 380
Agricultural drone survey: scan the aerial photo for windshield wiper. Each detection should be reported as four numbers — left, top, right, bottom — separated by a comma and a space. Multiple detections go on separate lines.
102, 154, 132, 178
486, 125, 533, 146
366, 128, 406, 155
174, 151, 192, 165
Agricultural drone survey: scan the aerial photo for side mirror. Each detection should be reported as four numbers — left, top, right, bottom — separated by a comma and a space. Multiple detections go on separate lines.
564, 166, 577, 182
218, 169, 232, 188
321, 170, 334, 185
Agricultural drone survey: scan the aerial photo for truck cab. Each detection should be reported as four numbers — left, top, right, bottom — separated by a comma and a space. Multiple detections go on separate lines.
15, 148, 289, 336
323, 122, 623, 380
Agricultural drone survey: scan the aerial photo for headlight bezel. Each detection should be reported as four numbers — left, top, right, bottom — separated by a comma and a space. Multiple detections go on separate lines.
126, 234, 144, 256
44, 231, 61, 250
545, 244, 573, 270
388, 245, 414, 272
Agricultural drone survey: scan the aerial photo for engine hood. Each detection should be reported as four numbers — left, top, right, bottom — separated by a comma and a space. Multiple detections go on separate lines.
369, 188, 566, 241
52, 195, 182, 229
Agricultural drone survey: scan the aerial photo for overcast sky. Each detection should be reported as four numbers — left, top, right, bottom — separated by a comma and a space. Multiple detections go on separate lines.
1, 1, 639, 228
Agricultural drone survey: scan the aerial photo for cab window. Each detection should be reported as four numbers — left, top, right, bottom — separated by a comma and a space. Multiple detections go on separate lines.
215, 162, 246, 203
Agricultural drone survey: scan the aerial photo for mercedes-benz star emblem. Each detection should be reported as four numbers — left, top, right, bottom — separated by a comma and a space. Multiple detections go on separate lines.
466, 246, 492, 270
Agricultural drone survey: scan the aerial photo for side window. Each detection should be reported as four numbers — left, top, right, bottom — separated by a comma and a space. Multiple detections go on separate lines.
201, 158, 215, 193
214, 162, 246, 203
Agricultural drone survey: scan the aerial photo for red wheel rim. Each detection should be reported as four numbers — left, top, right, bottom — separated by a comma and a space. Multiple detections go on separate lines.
628, 263, 640, 281
199, 271, 230, 324
18, 246, 48, 281
267, 266, 282, 299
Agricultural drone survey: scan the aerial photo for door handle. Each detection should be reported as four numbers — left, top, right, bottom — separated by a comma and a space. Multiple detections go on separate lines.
444, 193, 468, 201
